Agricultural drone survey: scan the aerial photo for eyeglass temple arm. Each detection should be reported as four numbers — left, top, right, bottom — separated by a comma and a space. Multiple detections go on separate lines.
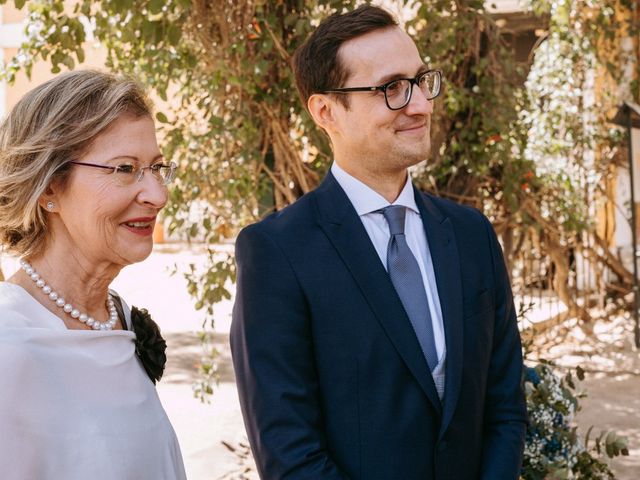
321, 86, 380, 93
68, 161, 117, 171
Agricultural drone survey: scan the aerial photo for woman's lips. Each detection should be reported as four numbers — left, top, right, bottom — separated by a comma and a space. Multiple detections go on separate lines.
121, 217, 156, 237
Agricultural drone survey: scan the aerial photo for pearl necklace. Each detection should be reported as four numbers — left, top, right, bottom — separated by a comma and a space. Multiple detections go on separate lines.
20, 260, 118, 330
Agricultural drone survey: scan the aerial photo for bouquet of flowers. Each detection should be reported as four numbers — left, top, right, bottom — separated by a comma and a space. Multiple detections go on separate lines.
521, 364, 628, 479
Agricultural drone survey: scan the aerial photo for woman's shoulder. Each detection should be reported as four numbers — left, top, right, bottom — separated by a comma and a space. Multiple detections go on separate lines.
0, 282, 44, 328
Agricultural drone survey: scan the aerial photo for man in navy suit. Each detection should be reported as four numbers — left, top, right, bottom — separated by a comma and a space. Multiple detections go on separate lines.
230, 5, 527, 479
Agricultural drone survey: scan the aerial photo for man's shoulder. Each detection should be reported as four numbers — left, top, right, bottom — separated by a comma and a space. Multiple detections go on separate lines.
419, 190, 488, 227
238, 189, 319, 241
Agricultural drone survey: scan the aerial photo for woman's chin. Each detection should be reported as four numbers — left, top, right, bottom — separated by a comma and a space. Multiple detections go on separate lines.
119, 242, 155, 266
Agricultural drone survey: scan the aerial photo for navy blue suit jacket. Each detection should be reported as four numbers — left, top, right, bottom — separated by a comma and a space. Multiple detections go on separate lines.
230, 173, 527, 479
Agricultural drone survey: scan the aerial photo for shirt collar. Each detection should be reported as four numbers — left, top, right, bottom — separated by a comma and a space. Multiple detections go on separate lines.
331, 162, 419, 216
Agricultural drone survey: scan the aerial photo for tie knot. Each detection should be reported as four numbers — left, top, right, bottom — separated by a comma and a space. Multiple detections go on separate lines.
381, 205, 406, 236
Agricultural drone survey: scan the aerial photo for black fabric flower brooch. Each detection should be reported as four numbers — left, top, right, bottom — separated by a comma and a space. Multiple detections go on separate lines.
131, 306, 167, 384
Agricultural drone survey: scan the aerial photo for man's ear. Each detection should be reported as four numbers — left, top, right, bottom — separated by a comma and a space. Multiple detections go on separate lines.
308, 93, 340, 134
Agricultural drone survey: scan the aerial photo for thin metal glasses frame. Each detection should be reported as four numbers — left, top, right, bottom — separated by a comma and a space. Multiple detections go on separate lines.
69, 161, 177, 185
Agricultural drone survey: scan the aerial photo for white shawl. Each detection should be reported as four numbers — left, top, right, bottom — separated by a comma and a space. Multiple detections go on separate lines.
0, 282, 186, 480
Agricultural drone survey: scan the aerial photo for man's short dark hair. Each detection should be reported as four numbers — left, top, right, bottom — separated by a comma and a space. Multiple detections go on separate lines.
292, 4, 397, 108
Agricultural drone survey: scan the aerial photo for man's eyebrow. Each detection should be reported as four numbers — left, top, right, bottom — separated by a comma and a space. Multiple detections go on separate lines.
374, 64, 430, 85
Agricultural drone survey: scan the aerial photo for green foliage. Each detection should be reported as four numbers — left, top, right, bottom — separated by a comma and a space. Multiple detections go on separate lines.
411, 0, 531, 210
1, 0, 87, 80
520, 0, 619, 237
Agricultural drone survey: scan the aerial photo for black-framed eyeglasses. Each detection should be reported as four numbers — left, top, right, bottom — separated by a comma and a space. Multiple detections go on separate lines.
320, 70, 442, 111
69, 161, 178, 186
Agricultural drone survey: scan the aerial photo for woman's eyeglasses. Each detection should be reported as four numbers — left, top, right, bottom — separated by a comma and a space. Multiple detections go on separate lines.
69, 161, 177, 186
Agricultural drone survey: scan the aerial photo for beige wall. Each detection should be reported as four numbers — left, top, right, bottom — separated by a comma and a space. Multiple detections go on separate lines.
2, 3, 25, 24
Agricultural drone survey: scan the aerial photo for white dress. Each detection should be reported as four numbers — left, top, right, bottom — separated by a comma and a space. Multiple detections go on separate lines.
0, 282, 187, 480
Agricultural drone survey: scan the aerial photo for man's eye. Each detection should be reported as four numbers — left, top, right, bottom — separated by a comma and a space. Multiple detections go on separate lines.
385, 80, 403, 96
115, 164, 135, 174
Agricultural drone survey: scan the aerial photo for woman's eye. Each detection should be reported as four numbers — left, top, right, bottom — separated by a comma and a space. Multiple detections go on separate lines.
150, 163, 164, 173
115, 164, 135, 174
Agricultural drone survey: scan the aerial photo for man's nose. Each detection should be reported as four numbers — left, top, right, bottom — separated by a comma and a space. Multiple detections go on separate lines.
403, 84, 433, 115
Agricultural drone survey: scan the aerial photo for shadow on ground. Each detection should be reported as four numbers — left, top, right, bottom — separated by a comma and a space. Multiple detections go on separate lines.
163, 332, 236, 385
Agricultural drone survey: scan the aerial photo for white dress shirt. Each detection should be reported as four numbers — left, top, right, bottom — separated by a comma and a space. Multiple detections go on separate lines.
331, 162, 446, 397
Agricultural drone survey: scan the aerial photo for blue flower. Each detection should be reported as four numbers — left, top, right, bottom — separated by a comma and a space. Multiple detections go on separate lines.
553, 412, 564, 426
525, 366, 541, 385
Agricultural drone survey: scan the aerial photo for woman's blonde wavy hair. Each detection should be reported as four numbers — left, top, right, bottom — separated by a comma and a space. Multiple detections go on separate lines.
0, 70, 152, 258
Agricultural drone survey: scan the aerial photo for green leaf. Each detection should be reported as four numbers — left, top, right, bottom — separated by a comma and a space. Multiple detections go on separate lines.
148, 0, 164, 15
167, 24, 181, 46
156, 111, 169, 123
62, 54, 75, 70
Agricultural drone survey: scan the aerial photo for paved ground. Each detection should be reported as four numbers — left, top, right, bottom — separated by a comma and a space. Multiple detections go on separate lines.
2, 247, 637, 479
578, 373, 640, 478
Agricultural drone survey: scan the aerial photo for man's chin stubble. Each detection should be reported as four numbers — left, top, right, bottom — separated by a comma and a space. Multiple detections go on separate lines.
394, 142, 431, 166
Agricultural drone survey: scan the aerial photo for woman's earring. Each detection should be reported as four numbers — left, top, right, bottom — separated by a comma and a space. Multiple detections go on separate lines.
46, 201, 55, 211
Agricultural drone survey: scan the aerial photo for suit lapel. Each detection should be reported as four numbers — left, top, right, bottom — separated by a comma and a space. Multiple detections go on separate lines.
314, 173, 442, 414
414, 189, 464, 438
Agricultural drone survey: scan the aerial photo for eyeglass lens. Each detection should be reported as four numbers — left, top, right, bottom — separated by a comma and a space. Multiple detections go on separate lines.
115, 164, 176, 186
386, 72, 440, 109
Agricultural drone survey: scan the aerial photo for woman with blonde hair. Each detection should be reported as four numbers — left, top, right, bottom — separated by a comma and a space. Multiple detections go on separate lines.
0, 70, 186, 479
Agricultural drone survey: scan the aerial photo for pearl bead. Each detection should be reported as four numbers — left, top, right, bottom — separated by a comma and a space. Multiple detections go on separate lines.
19, 260, 117, 331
